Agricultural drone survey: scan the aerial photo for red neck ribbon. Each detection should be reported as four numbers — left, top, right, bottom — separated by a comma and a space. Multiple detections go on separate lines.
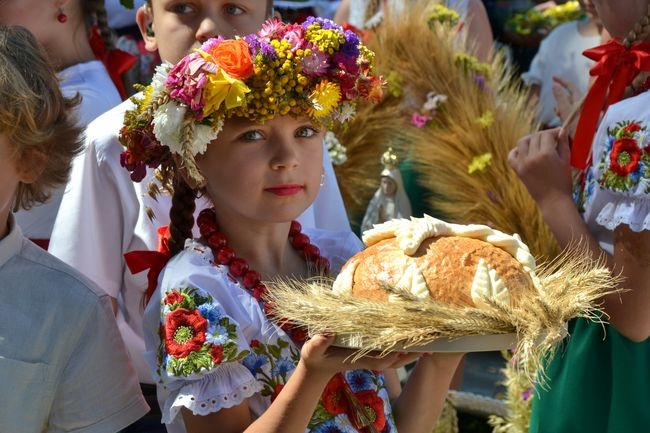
124, 226, 171, 305
571, 39, 650, 169
89, 24, 137, 100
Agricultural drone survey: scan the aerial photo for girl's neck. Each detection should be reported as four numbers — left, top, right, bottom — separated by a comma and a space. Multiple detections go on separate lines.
577, 18, 602, 38
213, 216, 308, 280
53, 39, 95, 72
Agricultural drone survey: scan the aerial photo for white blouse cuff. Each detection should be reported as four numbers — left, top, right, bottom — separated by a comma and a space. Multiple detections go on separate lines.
163, 361, 262, 423
596, 197, 650, 232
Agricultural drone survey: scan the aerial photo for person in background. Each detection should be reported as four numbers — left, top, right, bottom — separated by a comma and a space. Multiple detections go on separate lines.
521, 0, 602, 129
509, 0, 650, 430
0, 0, 124, 248
0, 24, 148, 432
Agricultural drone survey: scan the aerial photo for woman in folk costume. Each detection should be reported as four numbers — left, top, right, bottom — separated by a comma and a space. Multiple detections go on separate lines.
509, 1, 650, 431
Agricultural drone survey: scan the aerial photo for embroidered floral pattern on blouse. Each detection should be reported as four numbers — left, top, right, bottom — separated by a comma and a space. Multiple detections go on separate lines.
158, 287, 249, 377
598, 120, 650, 192
310, 370, 396, 433
242, 338, 300, 402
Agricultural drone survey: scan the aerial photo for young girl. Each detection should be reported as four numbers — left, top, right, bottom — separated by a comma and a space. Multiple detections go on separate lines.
0, 24, 148, 431
48, 1, 359, 430
120, 17, 463, 433
0, 0, 124, 246
509, 1, 650, 430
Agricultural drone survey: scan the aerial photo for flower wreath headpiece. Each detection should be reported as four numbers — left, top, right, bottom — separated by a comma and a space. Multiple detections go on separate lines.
119, 17, 383, 186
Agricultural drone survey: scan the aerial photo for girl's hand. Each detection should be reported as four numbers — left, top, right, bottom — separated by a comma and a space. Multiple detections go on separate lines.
508, 127, 573, 208
300, 334, 421, 378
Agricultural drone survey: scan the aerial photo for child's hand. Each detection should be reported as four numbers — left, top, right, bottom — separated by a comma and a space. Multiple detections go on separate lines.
300, 334, 420, 377
508, 127, 572, 208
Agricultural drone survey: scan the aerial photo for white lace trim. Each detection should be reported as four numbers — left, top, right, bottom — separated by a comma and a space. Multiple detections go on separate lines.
595, 199, 650, 232
164, 361, 262, 423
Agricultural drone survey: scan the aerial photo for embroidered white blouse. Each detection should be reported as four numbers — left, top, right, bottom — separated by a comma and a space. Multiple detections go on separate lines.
575, 90, 650, 254
144, 228, 398, 433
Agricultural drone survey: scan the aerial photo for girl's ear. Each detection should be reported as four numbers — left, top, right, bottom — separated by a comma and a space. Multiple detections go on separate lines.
16, 149, 47, 184
136, 5, 158, 53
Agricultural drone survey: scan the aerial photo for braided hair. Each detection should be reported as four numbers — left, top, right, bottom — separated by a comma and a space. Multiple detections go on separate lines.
83, 0, 115, 50
167, 176, 198, 257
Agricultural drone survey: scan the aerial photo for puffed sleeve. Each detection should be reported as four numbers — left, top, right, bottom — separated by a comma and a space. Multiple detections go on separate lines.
590, 118, 650, 232
143, 245, 265, 424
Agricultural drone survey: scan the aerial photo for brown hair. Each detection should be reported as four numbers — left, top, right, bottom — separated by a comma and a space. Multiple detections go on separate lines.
83, 0, 115, 50
0, 26, 83, 210
167, 177, 197, 257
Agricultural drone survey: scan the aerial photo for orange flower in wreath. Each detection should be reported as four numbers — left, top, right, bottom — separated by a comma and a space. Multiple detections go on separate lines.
204, 39, 254, 80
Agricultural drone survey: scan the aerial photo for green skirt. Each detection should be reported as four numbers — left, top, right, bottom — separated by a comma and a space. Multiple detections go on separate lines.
529, 318, 650, 433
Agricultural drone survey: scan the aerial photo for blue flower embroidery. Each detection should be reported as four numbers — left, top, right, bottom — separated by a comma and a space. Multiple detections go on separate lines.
242, 352, 269, 374
271, 356, 294, 377
344, 370, 374, 392
312, 419, 345, 433
198, 304, 222, 322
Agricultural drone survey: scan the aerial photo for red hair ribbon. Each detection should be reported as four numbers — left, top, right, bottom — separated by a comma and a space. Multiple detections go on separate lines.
571, 39, 650, 169
124, 226, 171, 304
89, 24, 137, 100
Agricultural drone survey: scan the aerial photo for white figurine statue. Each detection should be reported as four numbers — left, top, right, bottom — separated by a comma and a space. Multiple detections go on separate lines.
361, 147, 412, 234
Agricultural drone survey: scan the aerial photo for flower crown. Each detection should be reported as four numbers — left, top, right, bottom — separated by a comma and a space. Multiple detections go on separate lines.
119, 17, 382, 185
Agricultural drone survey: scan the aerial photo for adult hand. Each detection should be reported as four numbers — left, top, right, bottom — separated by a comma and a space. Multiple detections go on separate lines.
508, 127, 573, 208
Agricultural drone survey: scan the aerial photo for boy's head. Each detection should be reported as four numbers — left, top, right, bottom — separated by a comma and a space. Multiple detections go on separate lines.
136, 0, 274, 64
0, 26, 82, 214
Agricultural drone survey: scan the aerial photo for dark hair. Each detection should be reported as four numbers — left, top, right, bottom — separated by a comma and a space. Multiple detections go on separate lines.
0, 26, 83, 210
168, 177, 197, 257
83, 0, 115, 50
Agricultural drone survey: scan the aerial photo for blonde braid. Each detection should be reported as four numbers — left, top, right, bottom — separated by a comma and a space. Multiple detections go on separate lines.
623, 5, 650, 95
564, 5, 650, 129
622, 4, 650, 48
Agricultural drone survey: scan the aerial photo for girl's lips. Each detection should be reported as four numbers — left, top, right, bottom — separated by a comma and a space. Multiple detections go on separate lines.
264, 184, 304, 196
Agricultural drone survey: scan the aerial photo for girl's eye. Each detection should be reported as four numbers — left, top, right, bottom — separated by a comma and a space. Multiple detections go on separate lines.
171, 3, 196, 14
296, 126, 319, 138
241, 130, 263, 141
224, 3, 245, 16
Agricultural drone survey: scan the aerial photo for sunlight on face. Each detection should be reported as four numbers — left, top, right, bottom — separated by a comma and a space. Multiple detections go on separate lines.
195, 115, 324, 226
148, 0, 270, 63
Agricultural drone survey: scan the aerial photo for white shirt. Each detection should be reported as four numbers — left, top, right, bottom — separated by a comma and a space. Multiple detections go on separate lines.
522, 21, 601, 127
0, 215, 148, 432
14, 60, 121, 240
106, 0, 146, 29
49, 97, 352, 383
577, 91, 650, 254
143, 228, 370, 433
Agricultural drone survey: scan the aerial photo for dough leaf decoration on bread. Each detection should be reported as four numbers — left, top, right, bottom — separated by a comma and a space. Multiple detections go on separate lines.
351, 214, 541, 307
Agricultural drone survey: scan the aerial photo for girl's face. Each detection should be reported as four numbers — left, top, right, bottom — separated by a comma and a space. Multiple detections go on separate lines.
591, 0, 648, 39
0, 0, 58, 45
140, 0, 269, 64
195, 115, 324, 226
